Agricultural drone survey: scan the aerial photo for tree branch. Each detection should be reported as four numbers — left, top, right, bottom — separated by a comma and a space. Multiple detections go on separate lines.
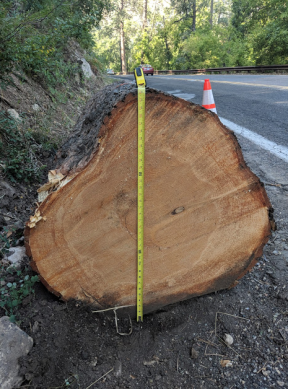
2, 0, 68, 43
173, 16, 189, 24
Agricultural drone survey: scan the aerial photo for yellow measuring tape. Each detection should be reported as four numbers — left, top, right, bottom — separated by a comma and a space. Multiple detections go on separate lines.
134, 67, 146, 322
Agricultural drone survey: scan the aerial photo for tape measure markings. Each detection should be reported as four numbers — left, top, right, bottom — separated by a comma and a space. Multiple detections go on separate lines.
137, 84, 145, 322
134, 66, 146, 322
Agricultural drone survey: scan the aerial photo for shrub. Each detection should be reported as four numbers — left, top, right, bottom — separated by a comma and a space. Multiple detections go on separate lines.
0, 0, 110, 87
0, 111, 46, 183
0, 265, 39, 322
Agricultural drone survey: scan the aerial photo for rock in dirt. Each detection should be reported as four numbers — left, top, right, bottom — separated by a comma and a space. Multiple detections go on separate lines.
5, 246, 26, 268
190, 347, 199, 359
0, 180, 16, 198
77, 57, 95, 79
32, 321, 40, 334
223, 334, 234, 346
0, 316, 33, 389
277, 381, 285, 387
0, 215, 7, 227
7, 109, 22, 121
114, 360, 122, 377
32, 104, 40, 111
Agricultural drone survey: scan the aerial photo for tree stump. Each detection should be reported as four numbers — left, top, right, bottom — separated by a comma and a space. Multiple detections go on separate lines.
25, 83, 273, 315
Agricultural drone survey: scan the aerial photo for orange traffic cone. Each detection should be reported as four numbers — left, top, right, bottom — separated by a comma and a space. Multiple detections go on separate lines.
202, 79, 217, 114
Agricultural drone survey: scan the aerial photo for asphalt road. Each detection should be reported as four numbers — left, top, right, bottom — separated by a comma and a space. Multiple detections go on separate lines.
116, 74, 288, 147
115, 74, 288, 182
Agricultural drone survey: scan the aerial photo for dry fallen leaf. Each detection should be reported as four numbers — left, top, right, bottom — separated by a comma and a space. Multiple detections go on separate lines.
220, 359, 233, 368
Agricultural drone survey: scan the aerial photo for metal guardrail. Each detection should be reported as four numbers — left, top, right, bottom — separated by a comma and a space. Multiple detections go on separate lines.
155, 65, 288, 74
120, 64, 288, 76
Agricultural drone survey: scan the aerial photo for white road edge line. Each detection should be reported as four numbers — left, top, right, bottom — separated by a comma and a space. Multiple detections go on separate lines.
156, 88, 288, 164
220, 117, 288, 164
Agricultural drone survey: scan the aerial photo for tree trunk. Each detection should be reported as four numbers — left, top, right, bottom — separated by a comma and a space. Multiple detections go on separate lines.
140, 0, 148, 63
142, 0, 148, 31
25, 83, 273, 316
120, 0, 127, 73
192, 0, 196, 31
162, 16, 172, 68
210, 0, 213, 27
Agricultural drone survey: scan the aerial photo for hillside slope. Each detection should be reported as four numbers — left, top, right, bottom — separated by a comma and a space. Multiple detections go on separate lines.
0, 44, 107, 244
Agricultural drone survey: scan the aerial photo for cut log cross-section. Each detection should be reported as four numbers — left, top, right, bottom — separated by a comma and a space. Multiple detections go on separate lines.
25, 84, 273, 315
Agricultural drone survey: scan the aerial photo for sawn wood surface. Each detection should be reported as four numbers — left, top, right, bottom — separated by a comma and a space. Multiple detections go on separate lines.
25, 84, 272, 315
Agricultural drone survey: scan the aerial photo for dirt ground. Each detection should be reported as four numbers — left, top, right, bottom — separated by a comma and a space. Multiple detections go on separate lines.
1, 83, 288, 389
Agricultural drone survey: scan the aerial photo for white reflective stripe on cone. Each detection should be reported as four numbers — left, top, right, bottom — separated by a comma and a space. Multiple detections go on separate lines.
202, 89, 215, 106
202, 90, 217, 114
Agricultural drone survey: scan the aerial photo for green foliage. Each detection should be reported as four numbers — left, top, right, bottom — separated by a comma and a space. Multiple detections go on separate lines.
95, 0, 233, 71
95, 0, 288, 72
0, 0, 110, 86
181, 27, 225, 68
0, 265, 39, 322
0, 227, 17, 257
94, 0, 181, 71
0, 111, 47, 183
231, 0, 288, 65
94, 32, 122, 72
